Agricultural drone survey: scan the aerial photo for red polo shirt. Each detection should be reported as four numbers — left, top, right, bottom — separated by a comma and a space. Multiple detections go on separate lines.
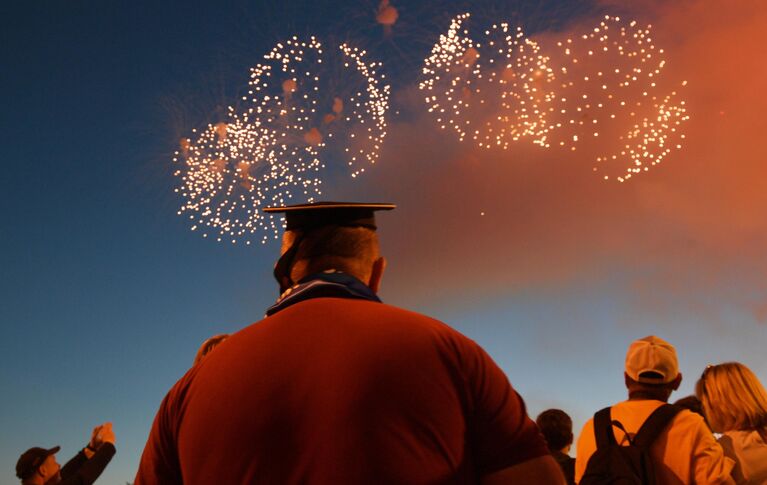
136, 298, 547, 484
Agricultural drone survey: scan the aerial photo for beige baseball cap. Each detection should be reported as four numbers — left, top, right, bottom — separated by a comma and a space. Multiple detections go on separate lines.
625, 335, 679, 384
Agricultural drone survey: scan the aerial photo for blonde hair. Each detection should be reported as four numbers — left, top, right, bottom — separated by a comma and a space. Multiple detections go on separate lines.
696, 362, 767, 433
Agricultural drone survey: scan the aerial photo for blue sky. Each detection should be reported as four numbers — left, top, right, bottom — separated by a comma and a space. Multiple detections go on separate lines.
2, 1, 766, 483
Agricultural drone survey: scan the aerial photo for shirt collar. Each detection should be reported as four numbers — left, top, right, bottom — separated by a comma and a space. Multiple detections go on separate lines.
265, 270, 381, 316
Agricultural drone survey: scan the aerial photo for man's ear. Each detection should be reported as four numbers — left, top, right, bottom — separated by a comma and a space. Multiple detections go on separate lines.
671, 372, 683, 391
368, 256, 386, 294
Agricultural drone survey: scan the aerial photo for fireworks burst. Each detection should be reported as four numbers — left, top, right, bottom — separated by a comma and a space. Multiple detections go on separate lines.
549, 16, 690, 182
420, 14, 689, 182
174, 37, 390, 244
419, 13, 557, 150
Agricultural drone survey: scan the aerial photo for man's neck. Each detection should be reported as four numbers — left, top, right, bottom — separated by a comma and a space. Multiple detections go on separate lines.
628, 391, 670, 402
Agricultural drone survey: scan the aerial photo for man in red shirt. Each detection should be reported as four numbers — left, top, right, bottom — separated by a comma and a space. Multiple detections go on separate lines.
136, 202, 564, 484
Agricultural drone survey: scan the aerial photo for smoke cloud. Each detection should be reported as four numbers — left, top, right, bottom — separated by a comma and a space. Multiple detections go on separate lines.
341, 0, 767, 322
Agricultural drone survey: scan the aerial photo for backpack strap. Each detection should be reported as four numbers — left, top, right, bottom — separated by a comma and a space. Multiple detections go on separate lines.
610, 419, 634, 445
593, 407, 619, 449
632, 404, 682, 448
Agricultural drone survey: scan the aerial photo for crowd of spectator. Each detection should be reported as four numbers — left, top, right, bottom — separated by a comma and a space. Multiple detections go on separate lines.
14, 202, 767, 484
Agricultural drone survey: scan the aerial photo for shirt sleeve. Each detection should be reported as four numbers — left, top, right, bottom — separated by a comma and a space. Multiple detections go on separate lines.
574, 418, 595, 484
688, 417, 736, 485
462, 340, 550, 475
58, 443, 116, 485
135, 373, 194, 485
60, 451, 88, 480
717, 434, 745, 484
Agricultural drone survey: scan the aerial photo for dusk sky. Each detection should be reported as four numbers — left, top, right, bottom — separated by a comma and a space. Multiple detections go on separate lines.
2, 1, 766, 483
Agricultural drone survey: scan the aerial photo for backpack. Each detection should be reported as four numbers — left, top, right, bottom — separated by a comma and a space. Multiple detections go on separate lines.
579, 404, 682, 485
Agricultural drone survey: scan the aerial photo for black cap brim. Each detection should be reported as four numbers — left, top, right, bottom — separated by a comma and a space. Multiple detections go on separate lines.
264, 201, 395, 231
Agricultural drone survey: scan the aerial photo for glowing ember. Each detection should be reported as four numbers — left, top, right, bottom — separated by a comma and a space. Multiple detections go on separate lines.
376, 0, 399, 27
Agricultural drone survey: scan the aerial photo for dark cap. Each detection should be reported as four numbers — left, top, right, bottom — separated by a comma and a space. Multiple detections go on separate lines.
264, 201, 395, 293
16, 446, 59, 479
263, 201, 395, 232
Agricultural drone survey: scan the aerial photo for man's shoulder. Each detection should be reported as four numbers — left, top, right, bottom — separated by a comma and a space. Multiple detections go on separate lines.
375, 301, 463, 329
254, 298, 482, 354
611, 399, 665, 419
578, 400, 660, 436
266, 297, 461, 331
609, 400, 709, 439
665, 406, 709, 433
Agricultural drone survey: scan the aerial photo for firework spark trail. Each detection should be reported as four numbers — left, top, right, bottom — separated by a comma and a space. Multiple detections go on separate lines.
419, 13, 557, 150
548, 16, 690, 182
174, 37, 390, 244
420, 14, 689, 182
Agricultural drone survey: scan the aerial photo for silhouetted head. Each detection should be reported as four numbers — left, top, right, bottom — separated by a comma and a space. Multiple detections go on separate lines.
536, 409, 573, 453
16, 446, 61, 485
624, 335, 682, 402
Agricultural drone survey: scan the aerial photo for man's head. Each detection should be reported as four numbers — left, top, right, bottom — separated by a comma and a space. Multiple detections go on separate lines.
282, 225, 384, 289
265, 202, 394, 293
624, 335, 682, 401
535, 409, 573, 453
16, 446, 61, 484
